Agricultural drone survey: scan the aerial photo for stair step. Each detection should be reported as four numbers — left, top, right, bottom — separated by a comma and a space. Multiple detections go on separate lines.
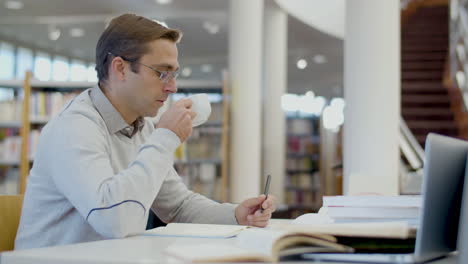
401, 82, 446, 94
403, 112, 454, 121
410, 127, 458, 136
402, 52, 446, 62
402, 71, 442, 80
402, 37, 448, 44
402, 107, 453, 116
401, 82, 443, 89
402, 61, 444, 71
402, 32, 448, 38
401, 38, 449, 47
402, 95, 450, 103
402, 45, 447, 52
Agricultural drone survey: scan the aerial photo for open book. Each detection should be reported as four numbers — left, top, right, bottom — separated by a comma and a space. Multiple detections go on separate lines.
164, 222, 415, 262
143, 223, 250, 238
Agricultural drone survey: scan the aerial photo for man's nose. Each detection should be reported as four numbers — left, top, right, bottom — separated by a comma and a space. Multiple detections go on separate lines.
163, 80, 177, 94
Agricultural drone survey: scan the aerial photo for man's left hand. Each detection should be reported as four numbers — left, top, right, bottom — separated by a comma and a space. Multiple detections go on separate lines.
235, 195, 276, 227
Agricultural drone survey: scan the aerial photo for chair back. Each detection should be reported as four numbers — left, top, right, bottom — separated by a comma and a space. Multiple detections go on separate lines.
0, 195, 24, 252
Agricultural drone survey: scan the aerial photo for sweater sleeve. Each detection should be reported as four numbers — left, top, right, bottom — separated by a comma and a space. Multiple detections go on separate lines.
151, 167, 238, 225
50, 113, 180, 238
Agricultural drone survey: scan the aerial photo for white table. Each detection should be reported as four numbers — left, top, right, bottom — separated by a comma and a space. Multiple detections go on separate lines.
1, 234, 459, 264
0, 219, 459, 264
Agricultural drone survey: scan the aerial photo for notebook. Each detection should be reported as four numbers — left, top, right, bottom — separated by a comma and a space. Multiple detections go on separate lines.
143, 223, 250, 239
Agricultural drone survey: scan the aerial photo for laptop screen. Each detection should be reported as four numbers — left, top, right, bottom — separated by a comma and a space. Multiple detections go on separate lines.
415, 133, 468, 258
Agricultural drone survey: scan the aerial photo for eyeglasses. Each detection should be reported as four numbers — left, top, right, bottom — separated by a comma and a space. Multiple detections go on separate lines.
107, 52, 179, 83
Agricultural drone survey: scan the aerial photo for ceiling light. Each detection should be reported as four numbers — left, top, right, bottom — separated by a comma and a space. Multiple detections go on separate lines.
201, 64, 213, 73
5, 0, 23, 10
296, 59, 307, 69
181, 67, 192, 77
203, 21, 220, 35
69, 27, 85, 37
155, 0, 173, 5
313, 54, 327, 64
48, 26, 61, 41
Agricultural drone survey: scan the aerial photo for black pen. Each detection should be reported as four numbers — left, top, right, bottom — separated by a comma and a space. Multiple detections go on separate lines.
261, 174, 271, 213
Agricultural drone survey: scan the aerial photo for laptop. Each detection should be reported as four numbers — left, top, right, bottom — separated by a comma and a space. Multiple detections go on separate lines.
303, 133, 468, 263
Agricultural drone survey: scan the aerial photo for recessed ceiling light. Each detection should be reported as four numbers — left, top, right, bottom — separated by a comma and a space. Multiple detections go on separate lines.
5, 0, 23, 10
48, 26, 61, 41
182, 67, 192, 77
313, 54, 327, 64
69, 28, 85, 37
296, 59, 307, 70
203, 21, 220, 35
201, 64, 213, 73
155, 0, 172, 5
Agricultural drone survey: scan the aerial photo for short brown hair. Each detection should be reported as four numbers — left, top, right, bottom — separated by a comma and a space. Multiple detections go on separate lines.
95, 13, 182, 85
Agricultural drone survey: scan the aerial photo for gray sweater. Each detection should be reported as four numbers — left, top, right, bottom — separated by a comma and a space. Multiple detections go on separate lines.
15, 87, 237, 250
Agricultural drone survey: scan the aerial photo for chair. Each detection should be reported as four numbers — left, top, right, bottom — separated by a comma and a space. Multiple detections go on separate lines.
0, 195, 24, 252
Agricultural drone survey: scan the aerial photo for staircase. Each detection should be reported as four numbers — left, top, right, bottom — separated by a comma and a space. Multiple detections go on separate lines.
401, 5, 458, 147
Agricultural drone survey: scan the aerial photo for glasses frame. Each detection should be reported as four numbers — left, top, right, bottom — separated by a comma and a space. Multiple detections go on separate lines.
107, 52, 179, 83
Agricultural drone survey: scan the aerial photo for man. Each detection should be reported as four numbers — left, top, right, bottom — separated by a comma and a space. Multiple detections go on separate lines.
15, 14, 276, 250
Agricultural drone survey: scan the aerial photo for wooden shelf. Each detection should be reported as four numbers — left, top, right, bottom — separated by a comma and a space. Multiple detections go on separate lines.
0, 160, 20, 166
287, 153, 319, 160
0, 117, 50, 128
286, 169, 318, 174
286, 185, 320, 192
0, 79, 94, 89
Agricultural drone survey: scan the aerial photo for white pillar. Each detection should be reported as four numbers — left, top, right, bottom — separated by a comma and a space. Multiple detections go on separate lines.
229, 0, 264, 203
343, 0, 401, 195
262, 2, 287, 204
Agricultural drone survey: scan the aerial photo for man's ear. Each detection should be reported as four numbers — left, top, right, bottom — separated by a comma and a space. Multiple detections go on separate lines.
110, 57, 126, 81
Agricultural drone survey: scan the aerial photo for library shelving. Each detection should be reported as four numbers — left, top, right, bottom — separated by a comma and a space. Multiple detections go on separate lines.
0, 73, 93, 194
285, 114, 322, 218
0, 75, 231, 203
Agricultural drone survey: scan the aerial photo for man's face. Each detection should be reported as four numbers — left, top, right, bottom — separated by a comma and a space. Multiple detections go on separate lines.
123, 39, 179, 118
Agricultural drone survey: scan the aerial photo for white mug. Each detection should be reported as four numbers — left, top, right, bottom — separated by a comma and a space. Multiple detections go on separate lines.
188, 93, 211, 127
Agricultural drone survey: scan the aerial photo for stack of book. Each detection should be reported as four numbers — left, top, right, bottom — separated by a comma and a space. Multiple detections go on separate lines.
318, 195, 422, 226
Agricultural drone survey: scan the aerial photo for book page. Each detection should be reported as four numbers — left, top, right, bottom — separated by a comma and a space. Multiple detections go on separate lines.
144, 223, 250, 238
165, 243, 270, 263
275, 221, 414, 239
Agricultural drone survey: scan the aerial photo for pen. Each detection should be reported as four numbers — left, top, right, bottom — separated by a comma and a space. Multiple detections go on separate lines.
261, 174, 271, 213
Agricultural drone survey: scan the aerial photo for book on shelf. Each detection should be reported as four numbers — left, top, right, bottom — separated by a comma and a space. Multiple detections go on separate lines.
164, 222, 415, 263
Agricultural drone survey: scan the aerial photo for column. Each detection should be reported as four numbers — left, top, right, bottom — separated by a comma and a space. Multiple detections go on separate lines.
343, 0, 401, 195
262, 2, 287, 204
229, 0, 264, 202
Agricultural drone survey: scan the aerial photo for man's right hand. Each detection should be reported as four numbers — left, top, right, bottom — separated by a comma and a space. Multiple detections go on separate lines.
156, 98, 196, 142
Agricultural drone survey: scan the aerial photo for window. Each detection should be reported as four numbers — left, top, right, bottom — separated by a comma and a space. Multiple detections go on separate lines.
70, 60, 87, 81
87, 64, 98, 82
34, 52, 52, 81
16, 47, 33, 80
52, 56, 70, 81
0, 42, 15, 80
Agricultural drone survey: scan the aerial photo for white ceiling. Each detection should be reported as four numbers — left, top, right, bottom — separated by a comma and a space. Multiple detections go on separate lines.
0, 0, 343, 98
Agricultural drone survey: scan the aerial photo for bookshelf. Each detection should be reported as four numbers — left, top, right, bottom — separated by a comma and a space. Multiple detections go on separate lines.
0, 76, 230, 202
285, 115, 322, 218
171, 77, 230, 202
0, 74, 93, 194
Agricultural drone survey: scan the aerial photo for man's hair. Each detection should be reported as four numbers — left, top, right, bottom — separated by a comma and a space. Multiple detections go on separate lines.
95, 13, 182, 85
